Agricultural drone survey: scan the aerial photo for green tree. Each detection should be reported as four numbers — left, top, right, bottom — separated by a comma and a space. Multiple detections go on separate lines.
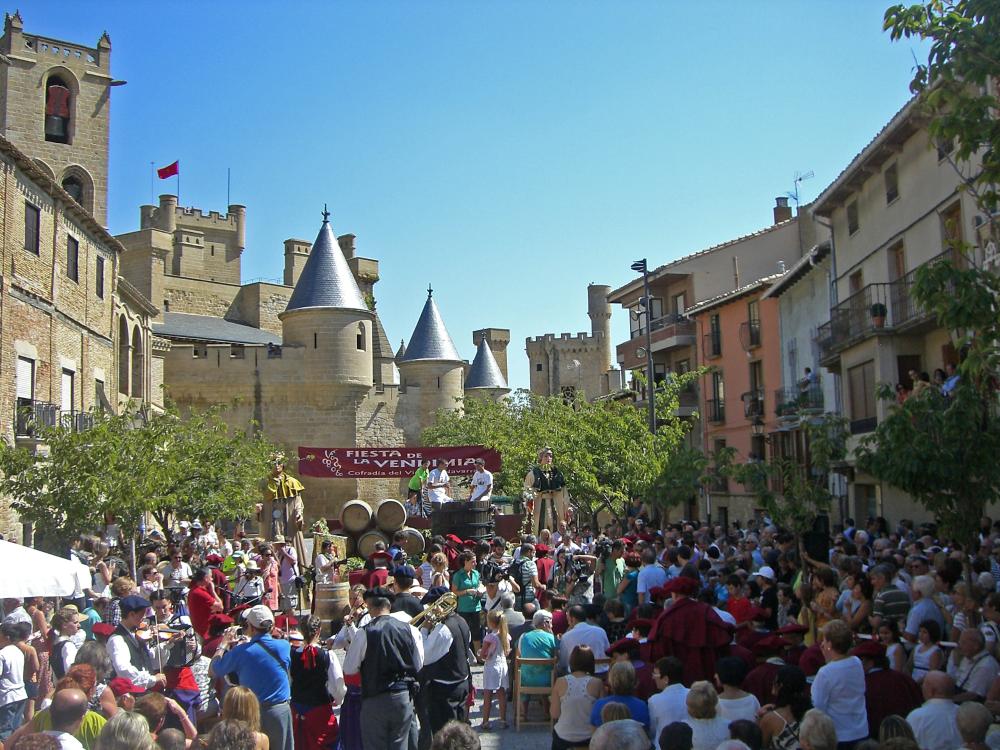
0, 405, 278, 548
855, 2, 1000, 549
422, 371, 700, 523
718, 412, 848, 537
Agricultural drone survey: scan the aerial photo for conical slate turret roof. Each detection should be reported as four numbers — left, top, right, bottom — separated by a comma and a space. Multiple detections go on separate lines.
284, 209, 368, 313
466, 338, 508, 390
399, 287, 462, 363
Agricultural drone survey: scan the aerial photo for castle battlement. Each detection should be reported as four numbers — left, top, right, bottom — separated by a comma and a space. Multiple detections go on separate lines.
527, 331, 606, 345
175, 204, 245, 230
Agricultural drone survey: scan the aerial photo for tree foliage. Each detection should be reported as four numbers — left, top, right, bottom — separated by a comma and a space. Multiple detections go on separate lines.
421, 372, 701, 521
718, 412, 848, 536
0, 405, 278, 546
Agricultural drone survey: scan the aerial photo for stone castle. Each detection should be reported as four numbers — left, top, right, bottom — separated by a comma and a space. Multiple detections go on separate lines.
0, 12, 513, 526
525, 284, 621, 401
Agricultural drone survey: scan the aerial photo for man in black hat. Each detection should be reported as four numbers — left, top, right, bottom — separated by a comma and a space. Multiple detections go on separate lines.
415, 586, 472, 750
390, 565, 424, 618
107, 595, 169, 691
343, 589, 423, 750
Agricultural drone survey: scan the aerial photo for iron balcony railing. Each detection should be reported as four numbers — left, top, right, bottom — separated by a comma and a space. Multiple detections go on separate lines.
15, 402, 94, 436
632, 312, 695, 339
774, 383, 824, 416
742, 389, 765, 418
707, 468, 729, 493
703, 331, 722, 358
705, 398, 725, 423
817, 248, 965, 359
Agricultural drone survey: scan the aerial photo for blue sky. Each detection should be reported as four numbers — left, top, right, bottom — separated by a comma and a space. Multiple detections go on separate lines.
30, 1, 922, 390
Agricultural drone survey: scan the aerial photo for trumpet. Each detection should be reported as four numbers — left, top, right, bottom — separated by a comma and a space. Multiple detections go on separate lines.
410, 592, 458, 629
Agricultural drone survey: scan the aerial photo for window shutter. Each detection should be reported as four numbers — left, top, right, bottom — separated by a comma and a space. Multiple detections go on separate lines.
16, 357, 34, 400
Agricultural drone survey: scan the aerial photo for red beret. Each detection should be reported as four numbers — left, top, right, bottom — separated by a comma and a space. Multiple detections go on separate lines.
208, 613, 233, 629
776, 623, 809, 635
463, 539, 477, 548
649, 586, 669, 602
445, 534, 463, 545
752, 635, 790, 655
798, 644, 826, 677
535, 543, 550, 554
92, 623, 115, 639
850, 639, 886, 659
204, 554, 224, 564
608, 637, 641, 656
668, 576, 700, 596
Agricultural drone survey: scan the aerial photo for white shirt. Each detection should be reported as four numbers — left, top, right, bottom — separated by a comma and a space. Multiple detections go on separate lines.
278, 547, 299, 584
718, 693, 761, 723
558, 622, 609, 673
42, 731, 84, 750
906, 698, 962, 750
342, 614, 425, 676
314, 554, 334, 585
0, 644, 26, 705
947, 649, 1000, 698
162, 561, 192, 588
649, 683, 690, 740
810, 656, 868, 742
470, 469, 493, 501
427, 468, 451, 503
421, 618, 472, 685
108, 631, 165, 689
685, 716, 732, 750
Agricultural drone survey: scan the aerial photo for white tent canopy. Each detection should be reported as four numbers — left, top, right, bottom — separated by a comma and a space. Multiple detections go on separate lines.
0, 540, 89, 599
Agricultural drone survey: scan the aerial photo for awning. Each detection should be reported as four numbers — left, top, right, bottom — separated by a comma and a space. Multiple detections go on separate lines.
0, 540, 89, 598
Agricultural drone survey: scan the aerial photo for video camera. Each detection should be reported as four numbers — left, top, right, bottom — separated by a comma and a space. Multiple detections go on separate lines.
594, 538, 613, 561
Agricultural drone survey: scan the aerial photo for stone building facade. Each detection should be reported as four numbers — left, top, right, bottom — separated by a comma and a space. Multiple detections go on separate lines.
526, 284, 620, 401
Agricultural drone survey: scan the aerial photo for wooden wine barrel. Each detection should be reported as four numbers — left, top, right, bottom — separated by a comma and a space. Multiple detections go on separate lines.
340, 500, 373, 534
375, 498, 407, 533
315, 582, 351, 635
399, 527, 425, 557
431, 500, 495, 542
356, 529, 389, 559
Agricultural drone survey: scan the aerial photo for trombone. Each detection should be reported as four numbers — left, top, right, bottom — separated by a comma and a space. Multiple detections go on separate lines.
411, 592, 458, 629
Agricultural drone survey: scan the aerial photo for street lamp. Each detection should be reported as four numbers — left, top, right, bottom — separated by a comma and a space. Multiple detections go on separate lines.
751, 416, 766, 438
631, 258, 656, 434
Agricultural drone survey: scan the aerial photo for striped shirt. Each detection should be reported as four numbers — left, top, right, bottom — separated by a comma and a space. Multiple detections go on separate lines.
873, 583, 911, 625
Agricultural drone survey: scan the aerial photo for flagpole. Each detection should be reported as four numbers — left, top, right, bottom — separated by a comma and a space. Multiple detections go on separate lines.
150, 161, 154, 203
176, 161, 180, 205
227, 167, 231, 206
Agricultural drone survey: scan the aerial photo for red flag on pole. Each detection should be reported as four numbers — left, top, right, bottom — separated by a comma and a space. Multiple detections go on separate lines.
156, 161, 179, 179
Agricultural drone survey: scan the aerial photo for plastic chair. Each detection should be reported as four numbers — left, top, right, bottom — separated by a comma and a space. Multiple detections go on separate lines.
512, 644, 557, 730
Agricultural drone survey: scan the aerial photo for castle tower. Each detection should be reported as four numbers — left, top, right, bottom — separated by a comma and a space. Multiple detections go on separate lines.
0, 12, 114, 224
587, 283, 613, 374
465, 338, 510, 401
472, 328, 511, 384
397, 287, 465, 441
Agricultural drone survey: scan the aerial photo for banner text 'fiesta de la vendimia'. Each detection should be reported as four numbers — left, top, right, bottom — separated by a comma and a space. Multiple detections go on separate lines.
297, 446, 502, 479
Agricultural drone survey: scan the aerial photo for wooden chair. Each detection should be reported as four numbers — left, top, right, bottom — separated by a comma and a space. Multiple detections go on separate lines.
513, 643, 557, 730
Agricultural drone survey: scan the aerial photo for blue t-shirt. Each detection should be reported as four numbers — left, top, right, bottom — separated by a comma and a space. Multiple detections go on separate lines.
213, 634, 291, 704
620, 570, 639, 610
590, 695, 650, 730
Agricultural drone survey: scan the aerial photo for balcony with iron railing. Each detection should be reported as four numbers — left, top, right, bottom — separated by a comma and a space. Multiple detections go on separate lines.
739, 320, 762, 350
16, 401, 96, 437
705, 397, 725, 424
703, 330, 722, 359
741, 389, 765, 418
707, 468, 729, 493
816, 248, 964, 364
775, 383, 824, 417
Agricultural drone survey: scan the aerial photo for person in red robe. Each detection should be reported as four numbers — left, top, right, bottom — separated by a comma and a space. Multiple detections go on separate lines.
851, 640, 923, 738
776, 623, 809, 667
535, 544, 555, 586
736, 606, 771, 651
647, 576, 733, 684
742, 635, 789, 704
797, 643, 825, 678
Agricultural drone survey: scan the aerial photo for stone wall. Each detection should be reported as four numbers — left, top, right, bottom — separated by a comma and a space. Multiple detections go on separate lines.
228, 282, 291, 335
163, 275, 240, 318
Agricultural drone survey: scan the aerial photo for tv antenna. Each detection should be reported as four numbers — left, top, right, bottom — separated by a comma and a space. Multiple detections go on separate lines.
787, 170, 815, 209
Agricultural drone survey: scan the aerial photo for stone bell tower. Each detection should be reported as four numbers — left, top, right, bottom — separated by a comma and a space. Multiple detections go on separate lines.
0, 11, 115, 224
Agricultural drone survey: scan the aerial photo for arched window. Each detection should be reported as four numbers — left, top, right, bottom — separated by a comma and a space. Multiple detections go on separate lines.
131, 327, 144, 400
62, 175, 84, 205
356, 323, 366, 351
118, 316, 130, 396
45, 75, 72, 144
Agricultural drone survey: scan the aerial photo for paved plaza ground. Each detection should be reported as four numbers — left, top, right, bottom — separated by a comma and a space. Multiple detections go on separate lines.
467, 662, 551, 750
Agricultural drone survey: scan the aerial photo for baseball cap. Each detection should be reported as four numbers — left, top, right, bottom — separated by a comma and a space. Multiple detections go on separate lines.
119, 595, 151, 614
754, 566, 776, 581
245, 605, 274, 629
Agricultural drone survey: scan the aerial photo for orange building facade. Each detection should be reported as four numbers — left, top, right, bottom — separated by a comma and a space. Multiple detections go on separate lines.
687, 276, 783, 527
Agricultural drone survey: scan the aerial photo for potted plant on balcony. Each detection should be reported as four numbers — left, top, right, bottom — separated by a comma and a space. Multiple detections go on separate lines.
870, 302, 887, 328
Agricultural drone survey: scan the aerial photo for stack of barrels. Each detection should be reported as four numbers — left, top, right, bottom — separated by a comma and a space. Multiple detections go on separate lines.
338, 498, 426, 560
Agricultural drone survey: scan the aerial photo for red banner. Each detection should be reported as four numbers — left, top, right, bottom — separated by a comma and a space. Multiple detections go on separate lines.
297, 446, 502, 479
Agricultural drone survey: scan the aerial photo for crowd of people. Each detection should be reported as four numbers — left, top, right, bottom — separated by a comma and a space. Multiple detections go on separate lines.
6, 509, 1000, 750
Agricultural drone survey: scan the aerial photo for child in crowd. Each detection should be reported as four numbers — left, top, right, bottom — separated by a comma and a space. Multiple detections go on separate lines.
478, 610, 510, 729
878, 619, 906, 672
911, 619, 944, 682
